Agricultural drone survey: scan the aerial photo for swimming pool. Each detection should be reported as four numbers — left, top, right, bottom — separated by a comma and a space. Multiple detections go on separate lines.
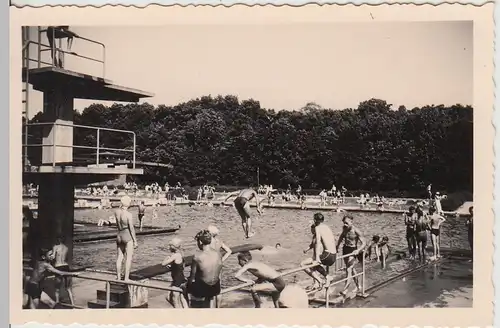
74, 206, 470, 287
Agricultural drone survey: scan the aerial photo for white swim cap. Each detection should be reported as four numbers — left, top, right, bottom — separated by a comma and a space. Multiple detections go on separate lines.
207, 225, 219, 236
120, 195, 132, 207
278, 285, 309, 308
168, 237, 182, 249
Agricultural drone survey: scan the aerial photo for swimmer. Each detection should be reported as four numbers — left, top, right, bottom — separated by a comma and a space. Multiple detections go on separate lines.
365, 235, 381, 262
115, 195, 138, 281
207, 225, 232, 262
161, 238, 189, 308
414, 208, 429, 263
428, 207, 446, 259
235, 251, 287, 308
302, 213, 337, 291
26, 249, 80, 309
336, 215, 366, 296
138, 201, 146, 232
434, 192, 444, 215
275, 243, 282, 249
46, 26, 78, 68
51, 236, 75, 305
224, 188, 263, 238
98, 215, 116, 227
466, 206, 473, 253
378, 236, 391, 269
187, 230, 223, 308
277, 284, 309, 308
404, 206, 417, 260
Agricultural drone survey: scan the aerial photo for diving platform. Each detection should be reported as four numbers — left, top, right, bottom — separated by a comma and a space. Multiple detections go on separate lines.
22, 66, 154, 102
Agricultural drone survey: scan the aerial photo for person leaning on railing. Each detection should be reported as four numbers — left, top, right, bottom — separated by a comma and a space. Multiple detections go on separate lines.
46, 26, 79, 68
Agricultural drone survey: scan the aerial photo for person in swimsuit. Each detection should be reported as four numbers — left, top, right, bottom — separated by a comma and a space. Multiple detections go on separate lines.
224, 188, 263, 238
207, 225, 232, 262
378, 236, 391, 269
161, 238, 189, 308
46, 26, 78, 68
115, 195, 138, 281
466, 206, 473, 253
26, 249, 80, 309
235, 251, 287, 308
404, 206, 417, 260
428, 206, 446, 260
365, 235, 381, 262
336, 215, 366, 296
138, 201, 146, 232
187, 230, 223, 308
301, 220, 334, 291
414, 208, 430, 263
51, 237, 75, 305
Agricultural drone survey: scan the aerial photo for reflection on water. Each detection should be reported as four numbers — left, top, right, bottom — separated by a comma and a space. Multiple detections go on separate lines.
348, 259, 473, 308
74, 206, 470, 287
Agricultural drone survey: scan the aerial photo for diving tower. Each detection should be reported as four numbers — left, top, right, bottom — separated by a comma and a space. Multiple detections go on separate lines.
21, 26, 154, 263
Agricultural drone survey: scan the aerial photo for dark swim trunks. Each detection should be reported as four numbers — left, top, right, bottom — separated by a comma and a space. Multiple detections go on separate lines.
416, 231, 427, 242
319, 251, 337, 266
26, 281, 42, 299
188, 279, 221, 298
342, 246, 364, 263
406, 227, 415, 239
234, 197, 249, 219
431, 228, 440, 236
55, 264, 70, 272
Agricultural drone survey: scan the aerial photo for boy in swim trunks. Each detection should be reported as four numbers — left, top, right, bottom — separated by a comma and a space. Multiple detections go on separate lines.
378, 236, 391, 269
414, 208, 430, 263
115, 195, 138, 281
365, 235, 381, 262
51, 237, 75, 305
187, 230, 223, 308
336, 215, 366, 296
301, 223, 332, 291
26, 249, 80, 309
138, 201, 146, 231
235, 251, 287, 308
428, 206, 446, 260
404, 206, 417, 260
224, 188, 263, 238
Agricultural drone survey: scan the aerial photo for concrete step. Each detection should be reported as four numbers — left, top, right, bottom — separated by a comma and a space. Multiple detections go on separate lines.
87, 299, 121, 308
96, 288, 128, 305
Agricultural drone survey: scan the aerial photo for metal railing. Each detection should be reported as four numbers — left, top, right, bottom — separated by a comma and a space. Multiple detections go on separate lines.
27, 250, 365, 309
23, 26, 106, 78
22, 122, 137, 169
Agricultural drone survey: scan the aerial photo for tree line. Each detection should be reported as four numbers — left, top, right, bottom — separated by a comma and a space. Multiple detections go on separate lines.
26, 96, 473, 198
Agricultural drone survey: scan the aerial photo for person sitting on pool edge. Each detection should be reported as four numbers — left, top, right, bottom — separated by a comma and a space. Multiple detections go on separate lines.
234, 251, 287, 308
187, 230, 223, 308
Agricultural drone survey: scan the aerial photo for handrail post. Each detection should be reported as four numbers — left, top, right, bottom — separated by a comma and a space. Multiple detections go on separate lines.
52, 123, 56, 167
133, 133, 136, 169
362, 252, 366, 295
325, 286, 330, 308
96, 128, 100, 165
105, 281, 110, 309
37, 26, 41, 68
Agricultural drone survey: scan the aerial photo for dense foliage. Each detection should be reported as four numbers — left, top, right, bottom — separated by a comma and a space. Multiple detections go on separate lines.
27, 96, 473, 198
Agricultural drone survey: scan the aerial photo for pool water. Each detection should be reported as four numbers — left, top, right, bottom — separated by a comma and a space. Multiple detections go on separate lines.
74, 206, 470, 287
347, 258, 473, 307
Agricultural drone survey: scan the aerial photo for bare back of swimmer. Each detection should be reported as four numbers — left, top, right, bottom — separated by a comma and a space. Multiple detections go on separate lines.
115, 196, 137, 281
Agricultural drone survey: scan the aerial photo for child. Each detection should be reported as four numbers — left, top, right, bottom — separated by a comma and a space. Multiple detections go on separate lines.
207, 225, 232, 262
428, 206, 446, 260
161, 238, 189, 308
138, 201, 146, 232
378, 236, 392, 269
26, 249, 80, 309
235, 251, 286, 308
365, 235, 381, 262
301, 224, 331, 291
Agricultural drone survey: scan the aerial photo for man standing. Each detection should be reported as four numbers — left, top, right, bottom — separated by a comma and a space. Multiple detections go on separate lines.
115, 195, 138, 281
51, 236, 75, 305
224, 188, 263, 238
187, 230, 223, 308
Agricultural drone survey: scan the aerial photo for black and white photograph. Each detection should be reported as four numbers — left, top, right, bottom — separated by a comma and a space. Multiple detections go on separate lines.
20, 21, 475, 310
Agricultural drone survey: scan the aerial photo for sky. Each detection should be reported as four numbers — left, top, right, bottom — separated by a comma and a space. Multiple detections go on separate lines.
25, 21, 472, 117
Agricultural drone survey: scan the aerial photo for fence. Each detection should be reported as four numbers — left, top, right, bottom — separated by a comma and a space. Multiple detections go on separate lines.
27, 250, 364, 309
22, 122, 137, 168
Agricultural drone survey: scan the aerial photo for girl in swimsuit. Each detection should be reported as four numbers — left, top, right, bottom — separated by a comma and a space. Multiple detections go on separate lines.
428, 206, 446, 259
414, 208, 430, 263
162, 238, 189, 308
404, 206, 417, 260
